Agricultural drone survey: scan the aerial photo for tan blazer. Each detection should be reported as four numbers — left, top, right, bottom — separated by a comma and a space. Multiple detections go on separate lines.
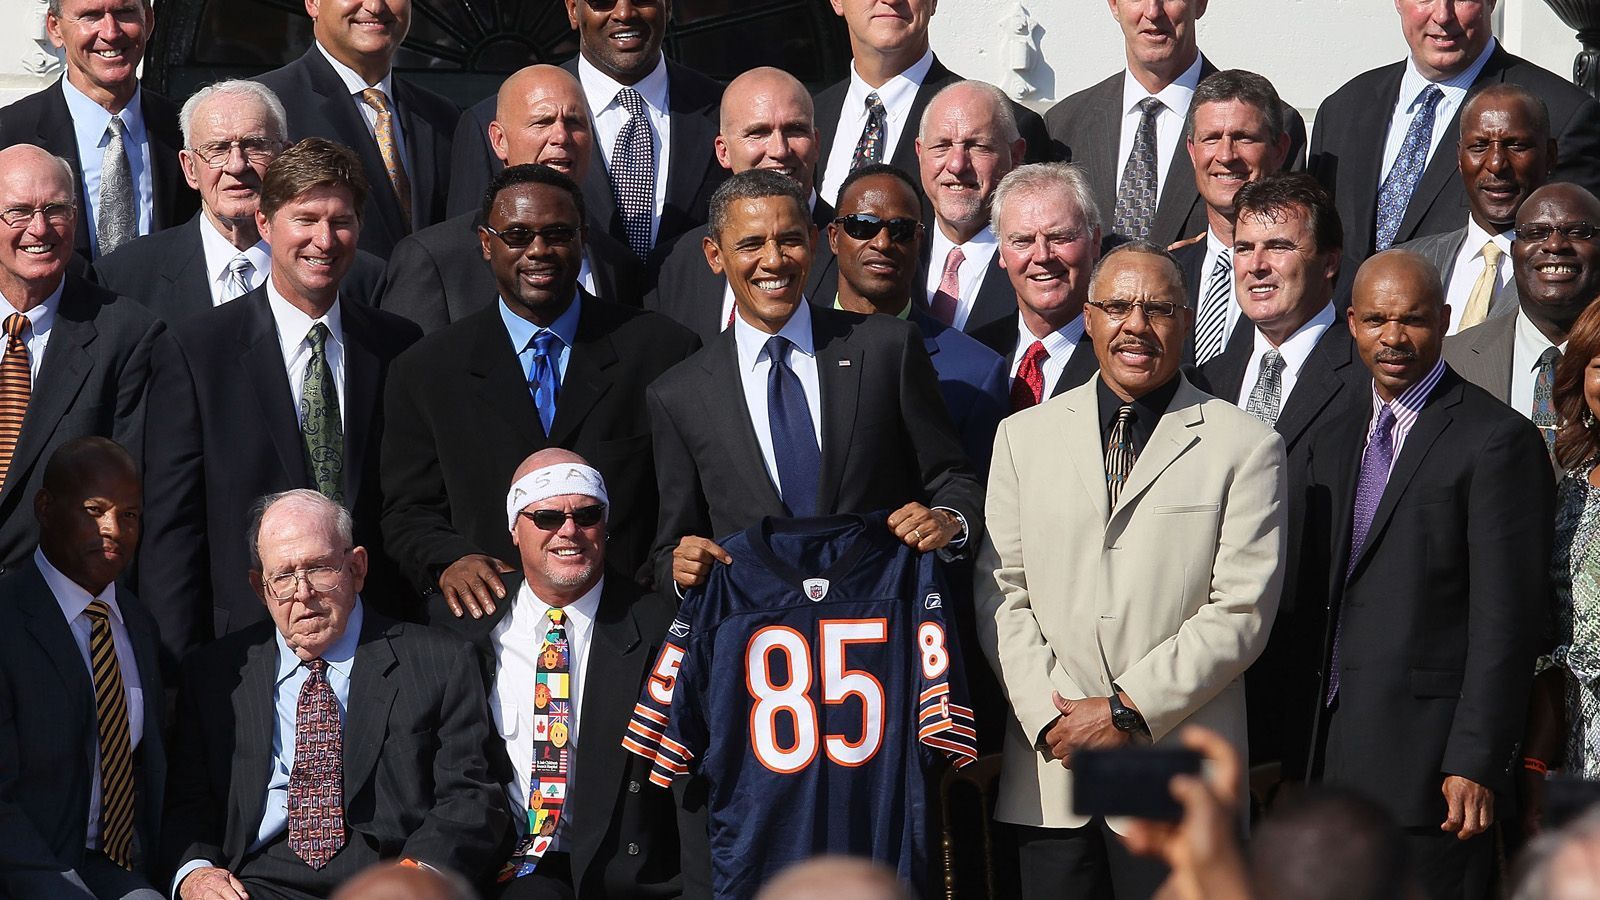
974, 374, 1287, 829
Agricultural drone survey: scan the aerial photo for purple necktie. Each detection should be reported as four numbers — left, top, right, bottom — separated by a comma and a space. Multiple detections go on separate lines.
1327, 405, 1397, 705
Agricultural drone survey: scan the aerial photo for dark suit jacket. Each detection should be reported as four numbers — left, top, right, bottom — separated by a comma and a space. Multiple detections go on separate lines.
1043, 58, 1309, 248
425, 572, 702, 899
254, 48, 461, 259
381, 295, 700, 592
0, 275, 163, 573
970, 314, 1100, 401
1298, 368, 1553, 825
908, 309, 1008, 477
446, 57, 727, 271
139, 288, 422, 667
91, 214, 386, 322
374, 210, 645, 333
914, 242, 1016, 336
162, 612, 511, 885
647, 307, 985, 590
1397, 227, 1522, 326
1174, 238, 1229, 368
1309, 45, 1600, 265
0, 80, 197, 261
0, 560, 165, 897
1442, 310, 1516, 404
644, 222, 837, 344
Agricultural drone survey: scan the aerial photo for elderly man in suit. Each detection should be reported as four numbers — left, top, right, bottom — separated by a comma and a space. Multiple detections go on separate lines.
254, 0, 459, 259
379, 65, 644, 333
0, 144, 163, 573
1044, 0, 1306, 249
0, 438, 164, 899
94, 81, 384, 322
0, 0, 196, 261
1400, 84, 1556, 336
1302, 250, 1553, 899
975, 241, 1286, 898
163, 488, 511, 900
1309, 0, 1600, 267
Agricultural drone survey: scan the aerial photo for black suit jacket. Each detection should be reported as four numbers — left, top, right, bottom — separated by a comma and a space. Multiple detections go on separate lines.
0, 560, 165, 897
1309, 45, 1600, 265
92, 214, 386, 322
0, 80, 197, 261
254, 48, 461, 259
425, 573, 704, 899
970, 314, 1100, 401
162, 612, 511, 885
375, 210, 645, 333
0, 276, 163, 573
381, 295, 700, 592
139, 288, 422, 667
1298, 368, 1554, 825
1043, 58, 1309, 248
647, 307, 984, 590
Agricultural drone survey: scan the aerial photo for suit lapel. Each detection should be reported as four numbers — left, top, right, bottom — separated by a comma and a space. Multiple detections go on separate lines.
141, 89, 185, 232
1470, 314, 1515, 402
1053, 334, 1099, 397
703, 333, 785, 511
549, 296, 618, 446
1112, 380, 1203, 518
162, 219, 212, 315
1350, 69, 1407, 253
1147, 57, 1216, 243
964, 254, 1016, 333
303, 51, 406, 235
15, 563, 93, 706
1273, 326, 1353, 449
890, 56, 956, 173
664, 63, 718, 238
1082, 76, 1123, 224
340, 300, 381, 504
814, 312, 863, 514
569, 580, 644, 868
4, 283, 93, 504
343, 618, 399, 796
227, 637, 278, 864
1350, 378, 1459, 574
467, 309, 544, 446
1062, 385, 1112, 525
1201, 323, 1253, 401
396, 81, 436, 231
236, 292, 309, 484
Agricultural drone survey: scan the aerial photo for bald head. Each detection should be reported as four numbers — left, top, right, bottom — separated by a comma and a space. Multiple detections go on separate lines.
0, 144, 78, 308
491, 65, 593, 182
715, 67, 820, 197
513, 447, 589, 483
755, 857, 912, 900
330, 862, 475, 900
1348, 249, 1449, 402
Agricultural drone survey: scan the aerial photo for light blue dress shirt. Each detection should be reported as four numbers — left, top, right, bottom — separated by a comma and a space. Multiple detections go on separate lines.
60, 78, 154, 250
499, 294, 581, 388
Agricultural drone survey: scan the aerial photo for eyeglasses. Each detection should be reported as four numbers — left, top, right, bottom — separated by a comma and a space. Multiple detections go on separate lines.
518, 504, 606, 530
1515, 222, 1598, 243
188, 138, 286, 168
0, 203, 74, 228
833, 214, 923, 244
1086, 299, 1179, 320
263, 557, 348, 601
481, 223, 580, 249
582, 0, 661, 9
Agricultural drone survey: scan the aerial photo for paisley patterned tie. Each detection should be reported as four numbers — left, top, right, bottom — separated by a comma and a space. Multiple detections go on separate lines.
300, 323, 344, 505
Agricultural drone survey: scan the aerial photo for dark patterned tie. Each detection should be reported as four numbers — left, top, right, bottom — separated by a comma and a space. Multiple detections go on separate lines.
930, 247, 964, 326
1010, 340, 1049, 412
98, 114, 136, 257
529, 329, 561, 436
1534, 346, 1561, 458
0, 313, 30, 488
300, 324, 344, 505
1113, 97, 1163, 243
1194, 249, 1231, 365
766, 335, 820, 517
610, 88, 657, 260
1374, 85, 1444, 251
288, 658, 345, 869
1244, 349, 1286, 425
851, 92, 887, 171
83, 600, 134, 869
1328, 405, 1397, 705
1105, 404, 1138, 507
506, 609, 572, 879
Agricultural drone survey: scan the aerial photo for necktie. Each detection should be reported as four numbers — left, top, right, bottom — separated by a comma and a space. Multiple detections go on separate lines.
930, 247, 965, 326
222, 254, 254, 303
0, 313, 30, 488
766, 335, 820, 517
1105, 404, 1138, 508
83, 600, 134, 869
1113, 97, 1163, 242
528, 330, 561, 436
1328, 405, 1398, 705
1457, 241, 1502, 331
360, 88, 413, 229
1195, 249, 1232, 364
1010, 340, 1049, 412
610, 88, 657, 260
287, 658, 345, 869
1244, 349, 1286, 425
1374, 85, 1444, 251
1534, 346, 1561, 458
851, 92, 887, 171
507, 609, 572, 879
300, 323, 344, 505
98, 114, 136, 257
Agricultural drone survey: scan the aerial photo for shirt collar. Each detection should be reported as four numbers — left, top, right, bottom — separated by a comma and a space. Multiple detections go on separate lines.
1461, 215, 1514, 259
520, 575, 604, 642
34, 546, 120, 626
734, 298, 815, 371
197, 214, 271, 288
576, 53, 670, 117
60, 77, 145, 134
315, 39, 395, 96
1514, 308, 1567, 366
845, 48, 935, 114
1402, 36, 1497, 98
275, 598, 364, 686
1206, 228, 1230, 256
266, 277, 343, 360
1370, 356, 1446, 418
1020, 311, 1085, 354
1256, 302, 1335, 377
498, 293, 582, 355
1, 278, 65, 333
1121, 52, 1204, 118
930, 222, 998, 258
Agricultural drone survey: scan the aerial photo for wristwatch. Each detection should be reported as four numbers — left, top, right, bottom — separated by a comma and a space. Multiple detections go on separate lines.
1108, 685, 1147, 735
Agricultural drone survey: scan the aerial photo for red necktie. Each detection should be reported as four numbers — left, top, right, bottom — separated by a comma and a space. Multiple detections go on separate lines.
931, 247, 964, 326
1010, 340, 1049, 412
287, 658, 345, 869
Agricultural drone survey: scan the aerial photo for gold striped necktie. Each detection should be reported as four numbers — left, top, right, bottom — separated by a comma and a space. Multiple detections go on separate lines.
360, 88, 412, 228
84, 599, 135, 869
0, 312, 31, 488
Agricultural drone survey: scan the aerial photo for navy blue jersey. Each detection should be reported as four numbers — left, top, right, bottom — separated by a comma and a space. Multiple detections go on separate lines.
624, 514, 977, 899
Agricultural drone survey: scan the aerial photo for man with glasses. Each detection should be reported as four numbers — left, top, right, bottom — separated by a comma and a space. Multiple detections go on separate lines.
140, 139, 422, 670
425, 448, 701, 899
975, 241, 1286, 897
382, 163, 697, 617
164, 488, 510, 899
94, 80, 387, 322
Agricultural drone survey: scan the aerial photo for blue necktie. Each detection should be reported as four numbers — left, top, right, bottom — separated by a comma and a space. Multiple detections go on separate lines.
1374, 85, 1444, 251
766, 335, 820, 517
1328, 405, 1397, 705
529, 330, 561, 435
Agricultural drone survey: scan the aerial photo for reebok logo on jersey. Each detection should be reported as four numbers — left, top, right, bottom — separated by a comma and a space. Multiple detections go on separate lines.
924, 593, 942, 609
669, 618, 691, 638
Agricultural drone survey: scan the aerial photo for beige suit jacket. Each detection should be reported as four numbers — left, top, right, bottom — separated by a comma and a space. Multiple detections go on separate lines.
974, 374, 1287, 829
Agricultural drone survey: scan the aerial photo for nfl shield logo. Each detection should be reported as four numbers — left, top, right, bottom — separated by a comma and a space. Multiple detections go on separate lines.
803, 578, 830, 602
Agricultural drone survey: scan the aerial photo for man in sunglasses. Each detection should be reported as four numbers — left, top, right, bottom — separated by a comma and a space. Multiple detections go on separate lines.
975, 241, 1286, 898
424, 448, 702, 899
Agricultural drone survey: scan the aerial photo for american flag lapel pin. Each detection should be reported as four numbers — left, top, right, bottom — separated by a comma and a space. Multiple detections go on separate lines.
838, 359, 851, 366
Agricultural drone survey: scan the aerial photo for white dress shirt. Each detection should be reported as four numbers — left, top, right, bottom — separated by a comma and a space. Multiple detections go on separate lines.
924, 225, 999, 332
490, 578, 602, 850
578, 54, 672, 250
266, 280, 347, 424
35, 547, 145, 852
0, 280, 64, 381
733, 300, 822, 494
819, 49, 937, 206
1380, 38, 1498, 185
1116, 55, 1204, 208
1007, 312, 1085, 399
1444, 218, 1515, 335
314, 41, 413, 183
1202, 228, 1245, 343
197, 215, 271, 306
61, 78, 155, 249
1235, 303, 1335, 409
1510, 308, 1567, 424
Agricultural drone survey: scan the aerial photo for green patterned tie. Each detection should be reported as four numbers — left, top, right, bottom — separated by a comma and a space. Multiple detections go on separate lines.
301, 323, 345, 504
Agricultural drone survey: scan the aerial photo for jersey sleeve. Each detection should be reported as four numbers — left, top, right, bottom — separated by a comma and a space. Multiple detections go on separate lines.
913, 556, 978, 768
624, 611, 711, 787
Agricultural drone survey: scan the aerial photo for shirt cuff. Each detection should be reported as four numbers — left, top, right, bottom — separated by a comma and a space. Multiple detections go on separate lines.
171, 859, 215, 900
933, 507, 968, 553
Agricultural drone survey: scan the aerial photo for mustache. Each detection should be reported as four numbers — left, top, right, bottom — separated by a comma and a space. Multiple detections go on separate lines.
1374, 347, 1416, 364
1112, 337, 1160, 355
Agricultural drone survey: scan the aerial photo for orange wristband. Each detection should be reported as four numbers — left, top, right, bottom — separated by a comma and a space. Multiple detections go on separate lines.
1524, 757, 1549, 775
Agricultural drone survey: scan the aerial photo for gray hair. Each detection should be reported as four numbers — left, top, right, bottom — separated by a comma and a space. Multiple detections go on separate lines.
49, 0, 152, 14
245, 489, 354, 571
707, 168, 808, 242
917, 80, 1020, 146
1184, 69, 1287, 143
990, 161, 1102, 237
1513, 807, 1600, 900
180, 80, 289, 148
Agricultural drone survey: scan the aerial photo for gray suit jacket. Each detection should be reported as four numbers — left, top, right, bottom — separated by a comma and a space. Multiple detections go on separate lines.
1397, 226, 1519, 322
1443, 311, 1516, 403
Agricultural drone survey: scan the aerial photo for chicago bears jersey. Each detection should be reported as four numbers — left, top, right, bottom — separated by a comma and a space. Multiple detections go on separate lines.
623, 514, 977, 899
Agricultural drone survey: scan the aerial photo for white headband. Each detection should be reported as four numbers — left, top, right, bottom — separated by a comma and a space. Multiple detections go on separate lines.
506, 463, 610, 531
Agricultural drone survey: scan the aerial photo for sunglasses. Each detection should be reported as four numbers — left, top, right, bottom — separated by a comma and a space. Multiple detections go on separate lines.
482, 223, 579, 250
833, 214, 922, 244
582, 0, 661, 9
518, 504, 606, 530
